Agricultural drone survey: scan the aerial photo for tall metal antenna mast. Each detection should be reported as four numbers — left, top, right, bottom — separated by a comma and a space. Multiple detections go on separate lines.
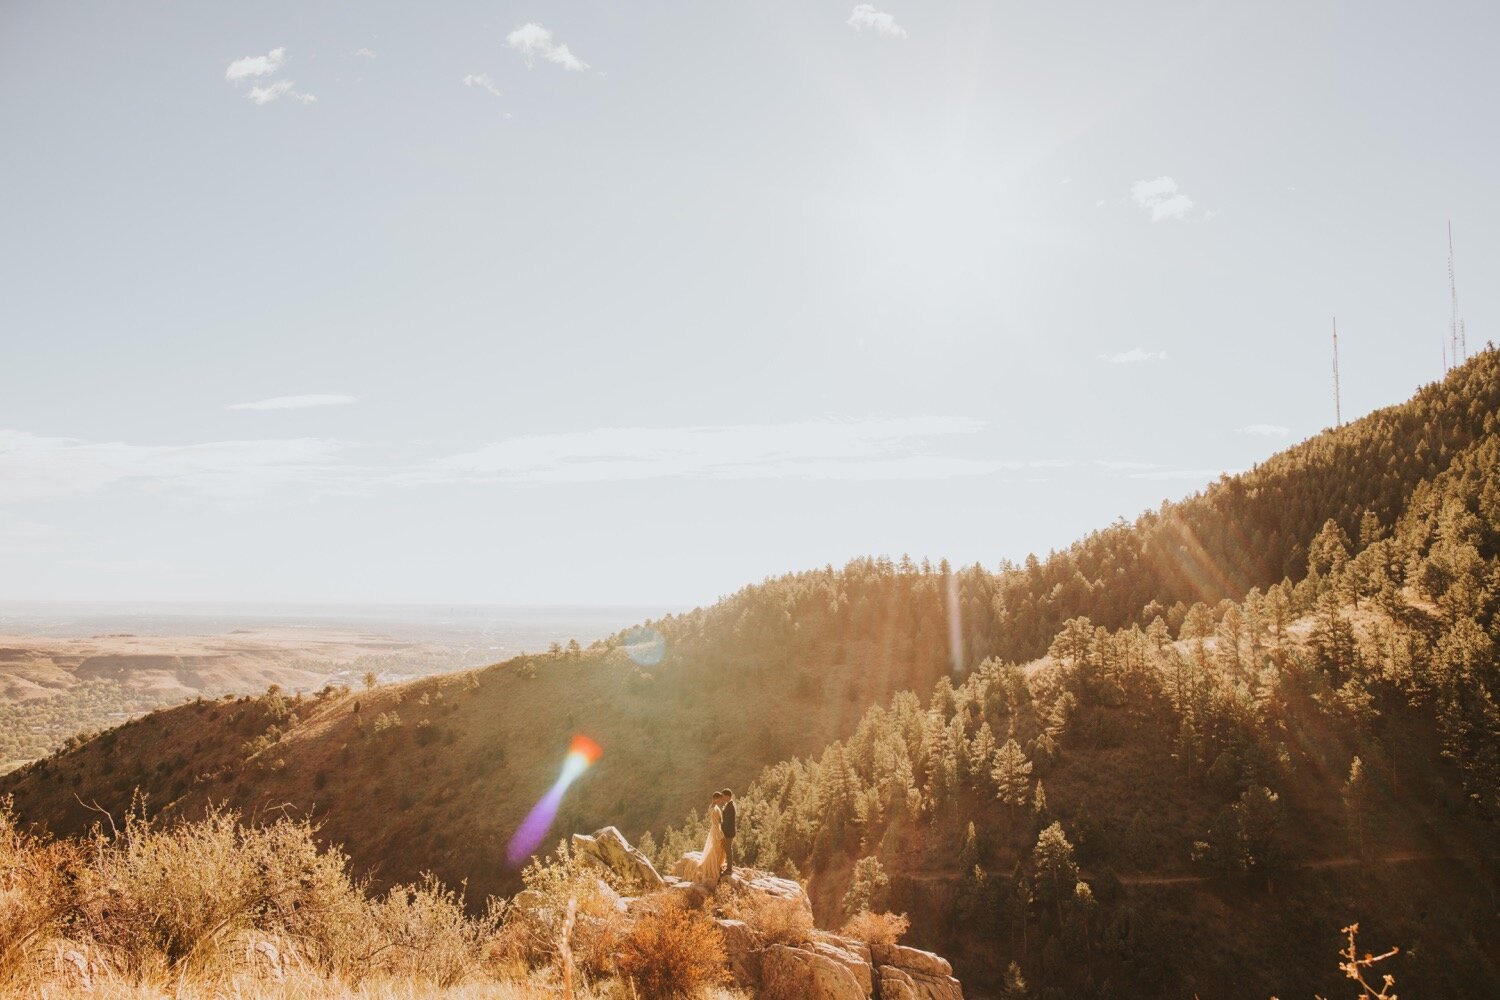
1332, 317, 1342, 428
1448, 220, 1461, 369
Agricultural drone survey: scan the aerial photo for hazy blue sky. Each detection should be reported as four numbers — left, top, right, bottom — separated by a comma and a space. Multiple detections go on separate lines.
2, 1, 1496, 607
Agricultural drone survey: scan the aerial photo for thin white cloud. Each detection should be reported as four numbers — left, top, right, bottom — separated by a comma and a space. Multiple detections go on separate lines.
355, 48, 376, 59
408, 417, 1017, 485
0, 510, 56, 551
1239, 423, 1291, 437
228, 394, 356, 411
225, 46, 314, 105
1130, 176, 1196, 222
1096, 460, 1163, 471
463, 73, 503, 97
1097, 348, 1167, 364
847, 5, 908, 38
0, 430, 359, 503
226, 47, 286, 81
0, 417, 1038, 504
245, 80, 316, 106
506, 24, 587, 71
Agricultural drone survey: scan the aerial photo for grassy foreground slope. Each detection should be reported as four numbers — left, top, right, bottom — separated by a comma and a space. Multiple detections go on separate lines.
4, 352, 1498, 954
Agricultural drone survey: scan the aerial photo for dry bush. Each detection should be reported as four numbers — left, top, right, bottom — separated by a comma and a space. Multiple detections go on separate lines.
615, 895, 729, 1000
722, 891, 812, 947
73, 803, 372, 981
0, 802, 85, 985
508, 840, 628, 978
840, 910, 910, 949
366, 874, 503, 987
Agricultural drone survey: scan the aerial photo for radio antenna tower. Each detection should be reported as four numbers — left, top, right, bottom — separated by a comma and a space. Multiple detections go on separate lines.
1332, 317, 1342, 428
1448, 221, 1463, 369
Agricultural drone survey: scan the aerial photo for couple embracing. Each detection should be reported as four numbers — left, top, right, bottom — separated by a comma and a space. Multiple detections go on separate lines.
685, 788, 736, 887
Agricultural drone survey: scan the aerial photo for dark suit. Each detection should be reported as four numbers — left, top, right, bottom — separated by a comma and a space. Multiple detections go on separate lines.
720, 799, 737, 874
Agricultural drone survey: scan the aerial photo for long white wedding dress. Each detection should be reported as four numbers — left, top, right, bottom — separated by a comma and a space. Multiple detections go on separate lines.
682, 804, 726, 886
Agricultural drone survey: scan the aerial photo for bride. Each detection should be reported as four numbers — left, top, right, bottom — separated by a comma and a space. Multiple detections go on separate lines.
681, 791, 727, 886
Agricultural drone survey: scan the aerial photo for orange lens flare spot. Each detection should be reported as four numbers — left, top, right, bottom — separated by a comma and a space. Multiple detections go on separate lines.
569, 734, 603, 763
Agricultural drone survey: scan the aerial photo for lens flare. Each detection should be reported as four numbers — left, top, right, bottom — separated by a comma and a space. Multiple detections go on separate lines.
506, 735, 603, 867
945, 571, 965, 675
621, 625, 666, 666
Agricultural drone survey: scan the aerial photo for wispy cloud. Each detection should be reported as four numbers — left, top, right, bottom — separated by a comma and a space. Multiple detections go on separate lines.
0, 510, 56, 551
1097, 348, 1167, 364
1096, 459, 1162, 472
847, 5, 908, 38
226, 47, 286, 81
225, 46, 314, 104
506, 24, 587, 71
355, 47, 376, 59
463, 73, 503, 97
245, 80, 316, 106
1130, 176, 1196, 222
228, 394, 357, 411
409, 417, 1014, 485
0, 430, 359, 503
1239, 423, 1291, 437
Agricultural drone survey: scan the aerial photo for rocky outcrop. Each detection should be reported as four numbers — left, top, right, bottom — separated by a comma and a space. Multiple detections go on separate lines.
743, 871, 814, 915
873, 944, 963, 1000
571, 826, 665, 889
761, 943, 866, 1000
810, 932, 874, 996
716, 918, 762, 988
871, 942, 953, 979
563, 828, 963, 1000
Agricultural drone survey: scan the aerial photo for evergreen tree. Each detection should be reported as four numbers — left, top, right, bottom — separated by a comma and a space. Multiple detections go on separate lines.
1342, 755, 1369, 860
1032, 822, 1080, 922
843, 856, 891, 916
1000, 961, 1029, 1000
969, 721, 999, 787
993, 738, 1034, 808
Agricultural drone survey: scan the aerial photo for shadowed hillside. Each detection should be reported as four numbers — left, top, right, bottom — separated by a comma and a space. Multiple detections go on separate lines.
4, 351, 1498, 996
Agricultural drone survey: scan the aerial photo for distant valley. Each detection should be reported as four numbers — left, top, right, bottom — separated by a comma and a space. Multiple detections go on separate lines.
0, 605, 661, 772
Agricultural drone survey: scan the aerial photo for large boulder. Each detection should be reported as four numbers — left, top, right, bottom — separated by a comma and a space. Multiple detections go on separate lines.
809, 933, 873, 996
742, 871, 814, 916
715, 918, 762, 988
571, 826, 665, 889
879, 966, 920, 1000
761, 943, 867, 1000
871, 942, 953, 979
877, 963, 964, 1000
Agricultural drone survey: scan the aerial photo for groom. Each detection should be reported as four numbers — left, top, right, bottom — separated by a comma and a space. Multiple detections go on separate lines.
719, 787, 736, 878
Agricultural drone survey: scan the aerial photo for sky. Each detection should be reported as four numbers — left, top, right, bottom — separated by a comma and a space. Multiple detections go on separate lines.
1, 0, 1497, 608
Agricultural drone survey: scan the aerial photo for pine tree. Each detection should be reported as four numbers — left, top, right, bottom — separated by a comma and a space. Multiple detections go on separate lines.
843, 856, 891, 916
1032, 780, 1048, 820
992, 738, 1034, 807
1000, 960, 1029, 1000
1032, 822, 1080, 922
969, 721, 999, 787
1342, 756, 1369, 860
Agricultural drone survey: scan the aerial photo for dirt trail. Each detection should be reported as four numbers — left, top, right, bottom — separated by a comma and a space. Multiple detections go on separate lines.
897, 852, 1464, 889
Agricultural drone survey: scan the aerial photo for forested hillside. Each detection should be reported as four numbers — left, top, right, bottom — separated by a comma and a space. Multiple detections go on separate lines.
651, 366, 1500, 997
4, 351, 1498, 998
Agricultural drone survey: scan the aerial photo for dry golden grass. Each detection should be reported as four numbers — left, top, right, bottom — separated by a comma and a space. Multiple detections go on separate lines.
717, 890, 811, 948
2, 805, 750, 1000
839, 910, 910, 949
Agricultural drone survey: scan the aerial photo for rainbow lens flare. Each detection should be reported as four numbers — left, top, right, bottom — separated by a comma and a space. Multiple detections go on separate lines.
506, 734, 603, 867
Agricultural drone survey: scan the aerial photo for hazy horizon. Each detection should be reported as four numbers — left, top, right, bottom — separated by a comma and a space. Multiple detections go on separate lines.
4, 0, 1496, 607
